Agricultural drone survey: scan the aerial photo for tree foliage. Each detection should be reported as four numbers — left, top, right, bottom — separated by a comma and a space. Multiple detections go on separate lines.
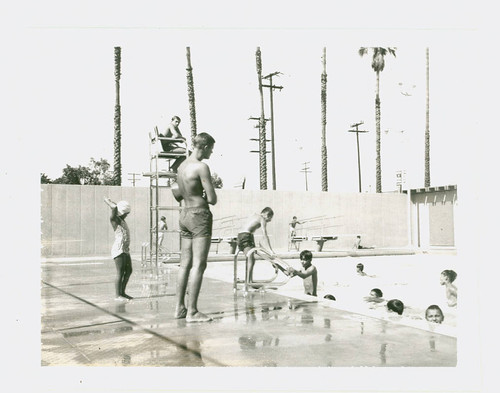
42, 158, 114, 185
359, 47, 397, 193
211, 172, 223, 189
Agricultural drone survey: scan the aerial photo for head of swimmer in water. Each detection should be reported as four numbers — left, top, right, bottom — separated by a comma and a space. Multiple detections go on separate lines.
387, 299, 404, 315
369, 288, 383, 298
425, 305, 444, 324
193, 132, 216, 159
440, 270, 457, 285
261, 207, 274, 223
356, 263, 364, 273
300, 249, 313, 268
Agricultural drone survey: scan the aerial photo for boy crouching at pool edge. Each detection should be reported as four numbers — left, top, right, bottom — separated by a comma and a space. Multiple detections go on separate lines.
288, 250, 318, 296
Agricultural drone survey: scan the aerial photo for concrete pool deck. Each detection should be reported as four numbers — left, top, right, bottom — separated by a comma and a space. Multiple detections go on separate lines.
41, 255, 456, 368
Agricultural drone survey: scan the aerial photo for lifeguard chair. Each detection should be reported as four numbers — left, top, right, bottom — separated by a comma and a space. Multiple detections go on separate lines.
142, 126, 189, 270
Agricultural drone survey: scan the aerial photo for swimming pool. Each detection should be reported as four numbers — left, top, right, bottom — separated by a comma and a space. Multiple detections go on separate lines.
41, 252, 457, 367
204, 253, 458, 335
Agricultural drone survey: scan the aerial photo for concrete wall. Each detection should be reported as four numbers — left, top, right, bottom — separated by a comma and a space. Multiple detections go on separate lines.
41, 184, 411, 257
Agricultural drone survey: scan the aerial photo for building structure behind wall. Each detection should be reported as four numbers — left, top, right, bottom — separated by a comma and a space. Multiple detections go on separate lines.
405, 185, 457, 250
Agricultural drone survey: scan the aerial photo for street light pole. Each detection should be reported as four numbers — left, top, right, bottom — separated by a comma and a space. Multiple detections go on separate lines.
348, 121, 369, 193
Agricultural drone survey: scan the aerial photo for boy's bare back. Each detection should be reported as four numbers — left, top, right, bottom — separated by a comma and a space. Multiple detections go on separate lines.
240, 213, 263, 233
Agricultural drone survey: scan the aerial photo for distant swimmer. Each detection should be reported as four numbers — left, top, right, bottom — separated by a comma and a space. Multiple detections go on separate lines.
364, 288, 385, 303
172, 132, 217, 323
356, 263, 375, 277
237, 207, 276, 285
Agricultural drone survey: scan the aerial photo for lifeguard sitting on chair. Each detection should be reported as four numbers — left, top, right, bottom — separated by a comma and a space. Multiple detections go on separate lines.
160, 116, 188, 172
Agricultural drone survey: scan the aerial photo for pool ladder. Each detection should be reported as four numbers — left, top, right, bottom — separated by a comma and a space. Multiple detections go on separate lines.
233, 247, 292, 293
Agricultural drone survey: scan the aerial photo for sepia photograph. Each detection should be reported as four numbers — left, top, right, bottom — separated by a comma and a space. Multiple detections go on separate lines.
4, 1, 493, 392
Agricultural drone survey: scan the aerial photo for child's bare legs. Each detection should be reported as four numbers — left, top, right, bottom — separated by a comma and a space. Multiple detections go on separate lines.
121, 254, 133, 299
114, 253, 132, 300
244, 246, 256, 284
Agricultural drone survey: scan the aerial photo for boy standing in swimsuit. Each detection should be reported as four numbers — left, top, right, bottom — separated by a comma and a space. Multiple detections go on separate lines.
237, 207, 276, 284
172, 132, 217, 323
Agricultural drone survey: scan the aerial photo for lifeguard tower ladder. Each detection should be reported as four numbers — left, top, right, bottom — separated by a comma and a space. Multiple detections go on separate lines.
142, 126, 189, 272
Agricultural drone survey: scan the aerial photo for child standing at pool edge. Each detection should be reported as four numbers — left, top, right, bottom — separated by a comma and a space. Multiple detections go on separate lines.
237, 207, 276, 285
104, 197, 133, 301
289, 250, 318, 296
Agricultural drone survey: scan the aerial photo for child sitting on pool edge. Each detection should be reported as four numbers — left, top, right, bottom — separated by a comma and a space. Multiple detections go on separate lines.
288, 250, 318, 296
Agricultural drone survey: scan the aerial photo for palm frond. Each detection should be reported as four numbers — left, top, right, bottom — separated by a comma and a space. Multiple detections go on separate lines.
358, 47, 368, 57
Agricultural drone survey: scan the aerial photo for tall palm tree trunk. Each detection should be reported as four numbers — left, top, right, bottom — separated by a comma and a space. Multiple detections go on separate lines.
186, 47, 197, 146
256, 47, 267, 190
424, 47, 430, 187
113, 47, 122, 186
321, 47, 328, 191
375, 72, 381, 193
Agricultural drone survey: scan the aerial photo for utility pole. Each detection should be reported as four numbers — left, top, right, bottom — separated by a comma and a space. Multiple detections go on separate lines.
300, 161, 311, 191
348, 121, 369, 193
248, 117, 271, 166
262, 71, 283, 190
127, 172, 141, 187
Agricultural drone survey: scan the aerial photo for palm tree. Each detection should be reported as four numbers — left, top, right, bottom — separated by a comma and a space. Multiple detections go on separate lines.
113, 47, 122, 186
358, 47, 396, 193
186, 47, 197, 146
321, 47, 328, 192
424, 47, 430, 187
255, 47, 267, 190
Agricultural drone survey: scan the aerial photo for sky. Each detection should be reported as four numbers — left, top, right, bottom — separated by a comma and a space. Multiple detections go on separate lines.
15, 20, 480, 193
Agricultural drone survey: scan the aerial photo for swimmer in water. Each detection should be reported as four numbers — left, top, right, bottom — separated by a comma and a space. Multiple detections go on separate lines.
356, 263, 375, 277
440, 270, 457, 307
425, 305, 444, 324
386, 299, 404, 315
364, 288, 385, 303
288, 250, 318, 296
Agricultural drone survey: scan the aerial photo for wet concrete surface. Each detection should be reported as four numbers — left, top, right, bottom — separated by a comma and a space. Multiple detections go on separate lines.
41, 259, 456, 367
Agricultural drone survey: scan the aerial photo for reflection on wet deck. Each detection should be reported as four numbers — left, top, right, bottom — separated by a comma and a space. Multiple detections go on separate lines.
41, 260, 456, 367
